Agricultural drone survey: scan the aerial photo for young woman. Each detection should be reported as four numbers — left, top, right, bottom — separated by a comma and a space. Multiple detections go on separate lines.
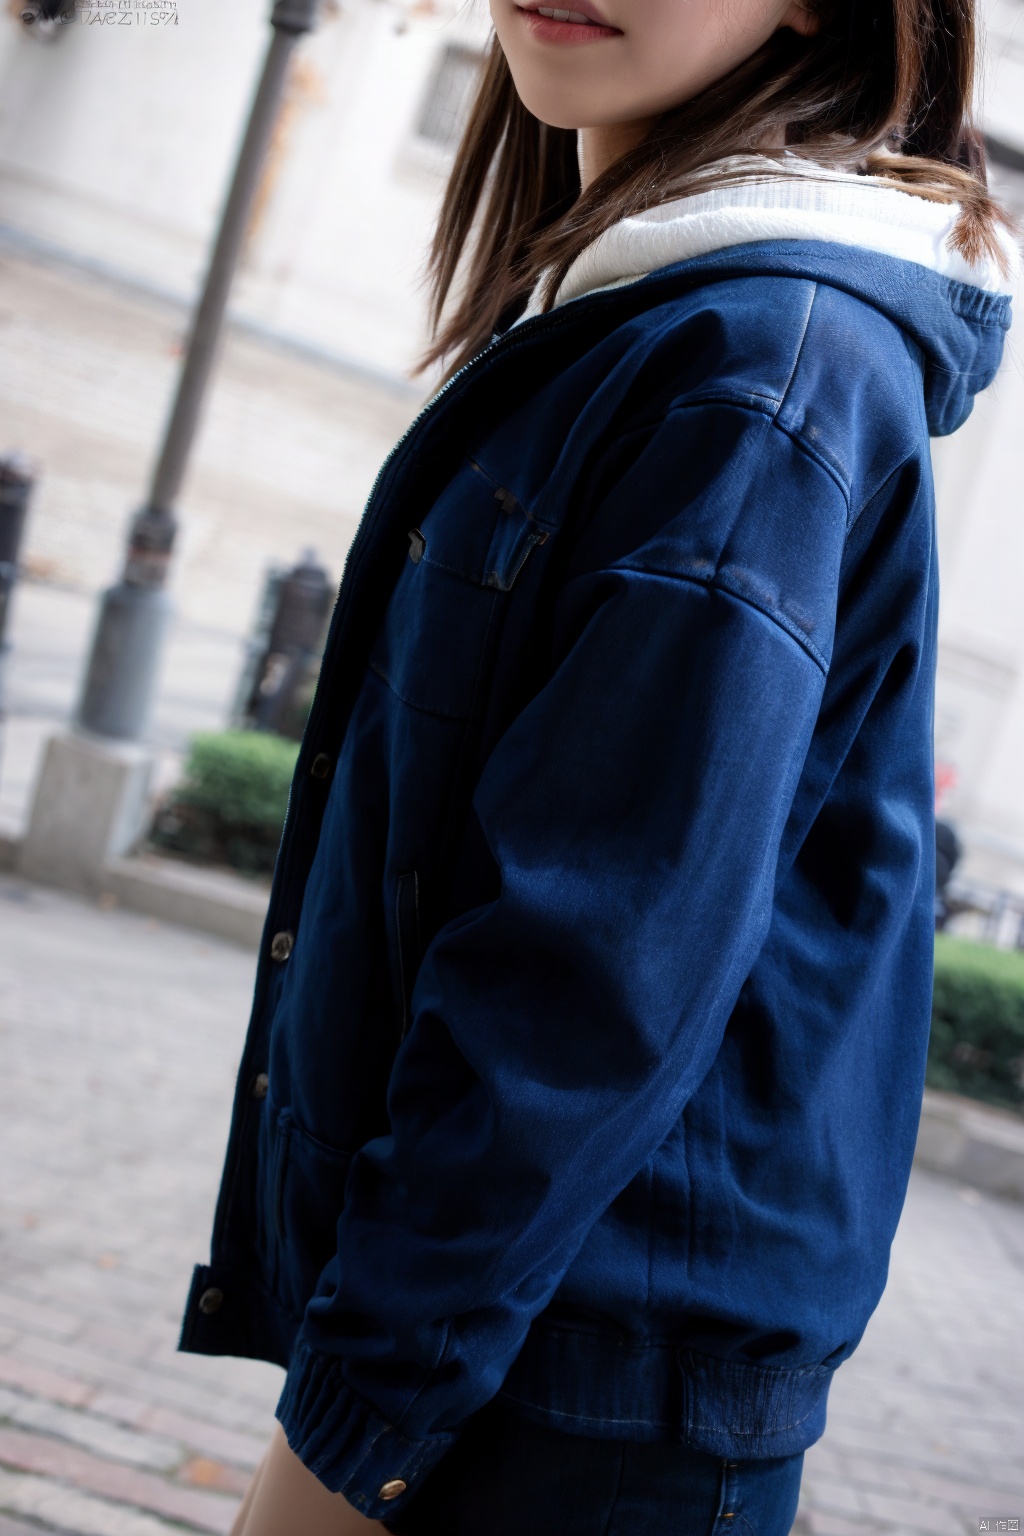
183, 0, 1016, 1531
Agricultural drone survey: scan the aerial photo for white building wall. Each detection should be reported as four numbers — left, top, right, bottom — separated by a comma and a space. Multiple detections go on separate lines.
0, 0, 488, 379
931, 210, 1024, 884
929, 0, 1024, 884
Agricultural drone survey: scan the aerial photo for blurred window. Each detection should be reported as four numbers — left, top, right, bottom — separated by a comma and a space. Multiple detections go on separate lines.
416, 45, 482, 153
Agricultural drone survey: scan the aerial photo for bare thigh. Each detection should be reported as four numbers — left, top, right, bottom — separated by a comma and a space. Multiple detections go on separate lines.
230, 1425, 385, 1536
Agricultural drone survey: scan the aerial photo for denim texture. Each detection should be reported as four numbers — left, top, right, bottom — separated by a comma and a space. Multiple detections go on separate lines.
383, 1401, 805, 1536
180, 242, 1010, 1522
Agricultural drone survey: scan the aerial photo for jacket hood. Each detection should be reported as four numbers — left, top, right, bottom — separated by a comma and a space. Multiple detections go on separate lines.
522, 157, 1019, 437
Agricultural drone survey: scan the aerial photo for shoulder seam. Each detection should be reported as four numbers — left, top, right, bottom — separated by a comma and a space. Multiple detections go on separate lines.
664, 393, 853, 508
776, 279, 818, 420
614, 565, 831, 675
770, 417, 852, 509
770, 282, 854, 509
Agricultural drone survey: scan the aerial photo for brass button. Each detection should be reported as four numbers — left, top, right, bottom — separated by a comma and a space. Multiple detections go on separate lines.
407, 529, 426, 564
310, 752, 332, 781
251, 1072, 269, 1100
198, 1287, 223, 1315
378, 1480, 407, 1502
270, 930, 294, 962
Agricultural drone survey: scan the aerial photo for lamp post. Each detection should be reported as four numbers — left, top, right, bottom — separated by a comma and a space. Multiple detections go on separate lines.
0, 454, 35, 729
76, 0, 322, 741
20, 0, 323, 892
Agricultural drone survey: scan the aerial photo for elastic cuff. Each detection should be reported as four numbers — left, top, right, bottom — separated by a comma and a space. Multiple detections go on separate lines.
276, 1336, 456, 1520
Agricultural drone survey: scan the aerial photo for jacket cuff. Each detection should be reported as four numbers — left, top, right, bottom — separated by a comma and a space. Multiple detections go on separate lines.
275, 1336, 455, 1520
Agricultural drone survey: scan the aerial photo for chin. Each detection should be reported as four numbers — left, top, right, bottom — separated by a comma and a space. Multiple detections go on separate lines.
507, 86, 577, 129
505, 78, 603, 131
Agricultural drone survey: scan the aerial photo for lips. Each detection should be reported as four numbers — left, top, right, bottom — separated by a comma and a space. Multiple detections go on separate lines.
515, 1, 621, 36
535, 7, 597, 20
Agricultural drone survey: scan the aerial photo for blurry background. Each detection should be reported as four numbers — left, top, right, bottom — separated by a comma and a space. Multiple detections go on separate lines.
0, 3, 1023, 1536
0, 0, 489, 837
0, 0, 1023, 907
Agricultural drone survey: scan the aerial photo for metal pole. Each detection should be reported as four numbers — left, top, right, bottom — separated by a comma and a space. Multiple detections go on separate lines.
77, 0, 321, 741
0, 454, 35, 732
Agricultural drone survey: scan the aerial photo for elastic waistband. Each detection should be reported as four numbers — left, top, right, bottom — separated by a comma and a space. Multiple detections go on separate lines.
499, 1321, 834, 1460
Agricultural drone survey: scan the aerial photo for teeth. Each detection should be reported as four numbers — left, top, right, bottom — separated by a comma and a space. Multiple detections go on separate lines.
536, 7, 597, 22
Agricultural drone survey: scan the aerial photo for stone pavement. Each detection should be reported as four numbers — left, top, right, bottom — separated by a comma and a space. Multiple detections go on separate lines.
0, 882, 1022, 1536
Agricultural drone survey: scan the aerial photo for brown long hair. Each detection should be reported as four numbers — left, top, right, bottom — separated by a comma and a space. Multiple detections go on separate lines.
424, 0, 1010, 375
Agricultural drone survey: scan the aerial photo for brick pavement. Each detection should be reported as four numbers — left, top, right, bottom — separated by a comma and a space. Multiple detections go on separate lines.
0, 879, 1022, 1534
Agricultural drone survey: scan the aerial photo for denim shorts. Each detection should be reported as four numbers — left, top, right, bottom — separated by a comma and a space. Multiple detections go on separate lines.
384, 1400, 805, 1536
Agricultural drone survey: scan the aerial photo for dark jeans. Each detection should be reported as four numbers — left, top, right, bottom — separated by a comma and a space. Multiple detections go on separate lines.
385, 1401, 804, 1536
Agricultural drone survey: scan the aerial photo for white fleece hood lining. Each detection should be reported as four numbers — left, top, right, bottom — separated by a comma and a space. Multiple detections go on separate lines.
519, 156, 1020, 320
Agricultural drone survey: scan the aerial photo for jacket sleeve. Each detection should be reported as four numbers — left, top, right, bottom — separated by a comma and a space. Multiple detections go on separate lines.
275, 399, 850, 1517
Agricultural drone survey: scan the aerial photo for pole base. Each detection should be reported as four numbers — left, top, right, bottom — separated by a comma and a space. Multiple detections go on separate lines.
78, 581, 173, 742
19, 729, 156, 894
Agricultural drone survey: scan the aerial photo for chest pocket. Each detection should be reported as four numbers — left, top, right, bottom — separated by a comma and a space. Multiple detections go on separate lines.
370, 456, 548, 721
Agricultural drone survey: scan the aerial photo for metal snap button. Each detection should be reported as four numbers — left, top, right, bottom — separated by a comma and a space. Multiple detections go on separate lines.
251, 1072, 269, 1100
270, 930, 294, 962
310, 752, 332, 780
378, 1480, 407, 1501
407, 529, 426, 564
198, 1287, 223, 1315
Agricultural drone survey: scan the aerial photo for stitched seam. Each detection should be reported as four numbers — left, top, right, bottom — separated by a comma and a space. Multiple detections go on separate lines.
368, 658, 484, 722
775, 280, 817, 419
394, 1317, 456, 1434
769, 416, 851, 505
652, 395, 851, 508
693, 1402, 820, 1436
770, 282, 853, 501
394, 877, 409, 1040
601, 1441, 629, 1536
712, 1460, 734, 1532
614, 565, 830, 674
668, 387, 782, 416
419, 552, 496, 583
495, 1391, 676, 1430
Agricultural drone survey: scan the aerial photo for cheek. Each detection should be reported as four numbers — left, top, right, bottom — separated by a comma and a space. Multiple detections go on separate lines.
489, 0, 781, 128
616, 0, 782, 111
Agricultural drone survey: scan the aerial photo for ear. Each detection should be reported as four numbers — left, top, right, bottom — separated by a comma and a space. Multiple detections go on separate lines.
779, 0, 821, 36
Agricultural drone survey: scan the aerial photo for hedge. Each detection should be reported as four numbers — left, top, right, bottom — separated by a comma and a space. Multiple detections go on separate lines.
150, 730, 300, 877
150, 740, 1024, 1115
929, 934, 1024, 1113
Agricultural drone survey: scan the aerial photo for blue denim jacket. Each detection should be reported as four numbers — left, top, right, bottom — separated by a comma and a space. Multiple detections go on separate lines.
180, 242, 1010, 1520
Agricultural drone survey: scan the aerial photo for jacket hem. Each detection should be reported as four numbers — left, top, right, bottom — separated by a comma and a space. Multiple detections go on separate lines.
499, 1321, 835, 1459
178, 1262, 295, 1369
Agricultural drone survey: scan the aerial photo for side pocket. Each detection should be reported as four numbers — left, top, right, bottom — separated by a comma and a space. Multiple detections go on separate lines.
395, 870, 422, 1040
272, 1116, 353, 1322
273, 1113, 292, 1241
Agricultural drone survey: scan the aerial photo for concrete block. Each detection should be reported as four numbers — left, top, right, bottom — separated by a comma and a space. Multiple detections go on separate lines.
101, 854, 268, 949
18, 731, 155, 894
915, 1090, 1024, 1201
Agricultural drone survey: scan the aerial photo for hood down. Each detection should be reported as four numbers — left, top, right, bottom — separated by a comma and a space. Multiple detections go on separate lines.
522, 156, 1019, 437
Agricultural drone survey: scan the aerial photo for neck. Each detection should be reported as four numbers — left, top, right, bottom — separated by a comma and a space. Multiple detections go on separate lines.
577, 120, 657, 191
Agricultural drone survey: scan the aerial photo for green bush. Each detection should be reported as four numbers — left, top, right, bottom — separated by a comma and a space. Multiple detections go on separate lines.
151, 730, 300, 877
928, 934, 1024, 1113
150, 748, 1024, 1110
